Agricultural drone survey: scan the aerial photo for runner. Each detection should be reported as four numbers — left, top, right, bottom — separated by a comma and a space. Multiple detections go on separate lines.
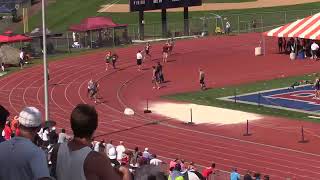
152, 66, 160, 89
144, 42, 151, 60
90, 81, 99, 104
87, 79, 94, 97
162, 43, 169, 63
199, 68, 206, 90
314, 76, 320, 99
19, 49, 25, 69
156, 62, 164, 83
136, 50, 143, 71
111, 52, 119, 69
168, 38, 174, 55
105, 51, 112, 71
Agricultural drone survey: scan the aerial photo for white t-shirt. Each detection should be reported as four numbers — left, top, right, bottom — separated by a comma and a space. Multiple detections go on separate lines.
42, 129, 49, 141
94, 142, 100, 152
19, 51, 24, 59
136, 52, 143, 60
311, 43, 319, 51
150, 158, 162, 166
57, 133, 68, 143
116, 145, 125, 160
226, 21, 231, 28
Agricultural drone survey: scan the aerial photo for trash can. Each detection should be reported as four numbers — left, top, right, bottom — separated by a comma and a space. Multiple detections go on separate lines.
255, 47, 262, 56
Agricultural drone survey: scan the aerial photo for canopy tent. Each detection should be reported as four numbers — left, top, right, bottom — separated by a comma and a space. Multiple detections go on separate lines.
264, 12, 320, 40
69, 16, 127, 32
0, 34, 32, 43
68, 17, 128, 48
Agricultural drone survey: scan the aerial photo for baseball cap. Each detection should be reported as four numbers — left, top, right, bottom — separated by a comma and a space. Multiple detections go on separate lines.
18, 107, 42, 128
108, 147, 117, 160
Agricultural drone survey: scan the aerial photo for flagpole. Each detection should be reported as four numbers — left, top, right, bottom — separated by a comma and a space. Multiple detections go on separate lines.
42, 0, 49, 122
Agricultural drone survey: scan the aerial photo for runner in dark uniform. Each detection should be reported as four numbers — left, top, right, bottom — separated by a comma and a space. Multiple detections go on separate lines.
111, 52, 119, 69
199, 68, 206, 90
145, 42, 151, 60
156, 62, 164, 83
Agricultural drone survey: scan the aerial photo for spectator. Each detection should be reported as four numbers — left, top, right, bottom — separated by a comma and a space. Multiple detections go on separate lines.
130, 146, 139, 166
109, 145, 120, 168
135, 164, 166, 180
188, 162, 197, 171
169, 158, 178, 170
168, 164, 184, 180
202, 163, 216, 180
230, 168, 240, 180
51, 104, 130, 180
311, 41, 319, 59
244, 170, 253, 180
150, 154, 163, 166
263, 175, 269, 180
94, 141, 101, 152
253, 173, 261, 180
0, 107, 51, 179
58, 128, 68, 143
10, 115, 19, 137
3, 120, 12, 140
116, 141, 126, 162
225, 19, 231, 35
0, 105, 10, 143
49, 126, 58, 145
105, 140, 114, 155
1, 62, 4, 71
42, 127, 50, 147
142, 147, 151, 161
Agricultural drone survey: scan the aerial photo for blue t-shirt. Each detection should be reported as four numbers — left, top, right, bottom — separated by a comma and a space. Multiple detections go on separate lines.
230, 171, 240, 180
0, 136, 5, 143
0, 136, 50, 180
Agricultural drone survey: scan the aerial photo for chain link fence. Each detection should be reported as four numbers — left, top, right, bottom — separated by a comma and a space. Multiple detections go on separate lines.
17, 8, 320, 57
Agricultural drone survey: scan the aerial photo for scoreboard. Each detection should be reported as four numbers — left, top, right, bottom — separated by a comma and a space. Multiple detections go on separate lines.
129, 0, 202, 12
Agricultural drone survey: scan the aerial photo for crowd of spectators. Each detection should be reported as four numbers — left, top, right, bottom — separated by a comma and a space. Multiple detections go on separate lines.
278, 37, 320, 60
0, 104, 270, 180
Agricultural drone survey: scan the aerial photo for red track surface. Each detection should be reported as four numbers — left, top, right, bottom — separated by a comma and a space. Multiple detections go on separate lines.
3, 33, 320, 179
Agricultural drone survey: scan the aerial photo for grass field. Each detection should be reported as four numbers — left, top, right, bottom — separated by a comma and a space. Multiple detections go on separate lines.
26, 1, 320, 33
114, 0, 257, 4
164, 74, 320, 122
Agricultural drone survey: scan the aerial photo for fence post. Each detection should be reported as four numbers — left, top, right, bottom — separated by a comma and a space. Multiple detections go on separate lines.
237, 15, 240, 34
284, 11, 287, 24
66, 32, 70, 53
260, 15, 264, 32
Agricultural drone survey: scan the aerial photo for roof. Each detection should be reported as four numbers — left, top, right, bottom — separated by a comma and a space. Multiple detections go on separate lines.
69, 16, 127, 32
0, 34, 32, 43
264, 12, 320, 40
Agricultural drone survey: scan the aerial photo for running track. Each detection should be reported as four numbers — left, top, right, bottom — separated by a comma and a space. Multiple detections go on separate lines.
2, 33, 320, 179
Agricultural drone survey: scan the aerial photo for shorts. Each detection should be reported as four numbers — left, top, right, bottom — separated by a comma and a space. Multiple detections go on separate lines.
163, 52, 168, 58
137, 59, 142, 65
200, 78, 205, 84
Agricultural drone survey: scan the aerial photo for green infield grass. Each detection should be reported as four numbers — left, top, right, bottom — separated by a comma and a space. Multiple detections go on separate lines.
164, 74, 320, 122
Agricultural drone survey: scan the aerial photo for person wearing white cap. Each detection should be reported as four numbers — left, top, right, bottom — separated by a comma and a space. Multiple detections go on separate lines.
0, 106, 51, 179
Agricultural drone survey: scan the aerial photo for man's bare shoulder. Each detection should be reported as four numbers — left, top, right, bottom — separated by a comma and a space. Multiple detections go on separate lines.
84, 151, 122, 180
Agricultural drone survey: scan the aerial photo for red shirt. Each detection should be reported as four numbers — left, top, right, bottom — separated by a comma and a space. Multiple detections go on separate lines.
202, 167, 214, 178
3, 125, 12, 140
